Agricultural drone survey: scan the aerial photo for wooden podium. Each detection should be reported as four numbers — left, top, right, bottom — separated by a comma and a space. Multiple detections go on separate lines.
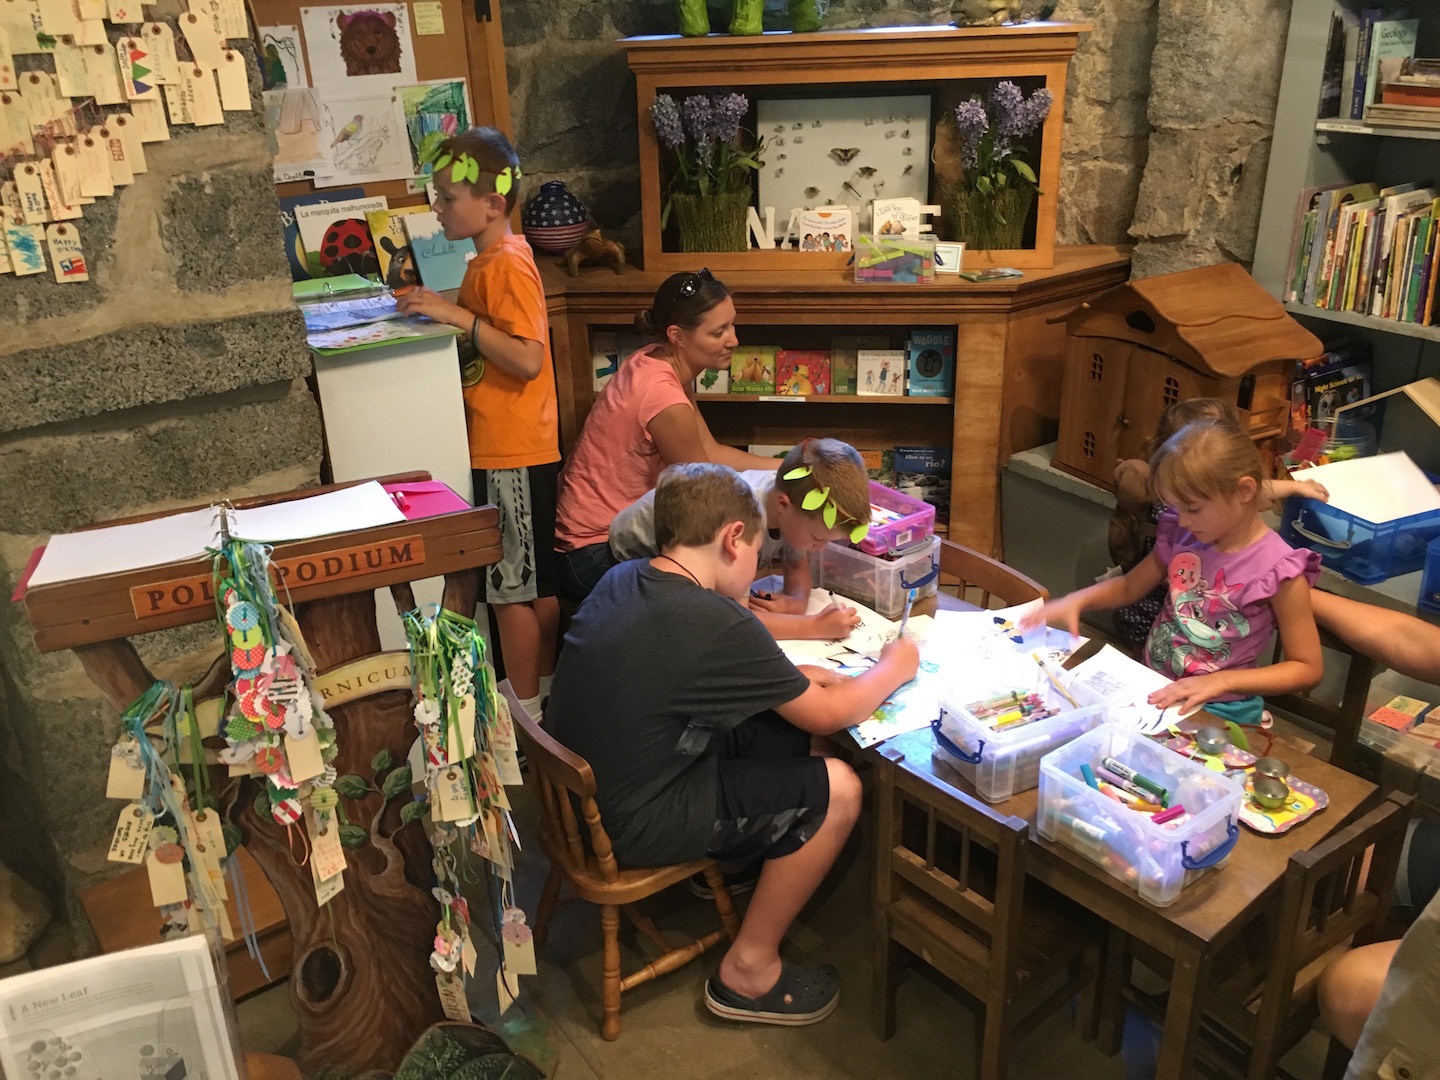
21, 473, 500, 1074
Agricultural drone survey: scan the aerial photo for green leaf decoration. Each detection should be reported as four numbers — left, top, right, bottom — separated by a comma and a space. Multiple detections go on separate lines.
382, 764, 413, 799
850, 521, 870, 544
801, 486, 829, 511
252, 791, 269, 819
434, 152, 453, 172
334, 773, 370, 800
450, 159, 466, 184
222, 823, 244, 856
338, 823, 370, 849
399, 799, 429, 826
465, 158, 480, 184
495, 166, 512, 196
782, 466, 812, 480
371, 748, 394, 773
823, 501, 837, 529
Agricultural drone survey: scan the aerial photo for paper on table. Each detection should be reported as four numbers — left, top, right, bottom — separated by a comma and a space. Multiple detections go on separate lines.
28, 482, 406, 587
1065, 644, 1198, 734
1290, 451, 1440, 524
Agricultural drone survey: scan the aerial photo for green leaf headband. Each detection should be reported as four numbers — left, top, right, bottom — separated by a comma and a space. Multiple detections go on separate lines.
783, 465, 870, 544
431, 151, 522, 195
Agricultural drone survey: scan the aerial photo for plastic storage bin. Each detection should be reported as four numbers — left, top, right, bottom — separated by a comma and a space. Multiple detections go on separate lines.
853, 234, 937, 283
1280, 487, 1440, 585
813, 535, 939, 619
858, 479, 936, 557
1421, 535, 1440, 615
933, 679, 1113, 803
1037, 724, 1244, 907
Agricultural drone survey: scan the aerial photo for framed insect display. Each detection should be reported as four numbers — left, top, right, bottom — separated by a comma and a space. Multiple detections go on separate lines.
755, 94, 932, 233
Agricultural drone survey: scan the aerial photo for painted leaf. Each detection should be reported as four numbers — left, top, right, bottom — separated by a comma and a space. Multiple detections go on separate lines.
252, 791, 269, 819
371, 748, 394, 773
338, 823, 370, 849
400, 799, 429, 826
334, 773, 370, 800
222, 823, 244, 856
382, 764, 413, 800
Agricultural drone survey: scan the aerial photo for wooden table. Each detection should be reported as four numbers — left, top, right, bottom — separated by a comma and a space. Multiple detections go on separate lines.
873, 723, 1377, 1080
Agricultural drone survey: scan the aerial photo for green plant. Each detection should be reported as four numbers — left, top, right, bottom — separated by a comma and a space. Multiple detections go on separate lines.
650, 92, 764, 229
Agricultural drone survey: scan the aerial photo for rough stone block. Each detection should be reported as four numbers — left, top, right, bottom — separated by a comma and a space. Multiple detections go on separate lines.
515, 47, 638, 173
0, 311, 311, 433
164, 162, 292, 291
1128, 129, 1205, 239
1147, 0, 1288, 127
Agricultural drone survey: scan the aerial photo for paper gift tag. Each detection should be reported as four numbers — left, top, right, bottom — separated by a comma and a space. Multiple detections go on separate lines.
308, 809, 346, 882
52, 142, 83, 204
0, 232, 12, 275
20, 71, 77, 138
190, 837, 226, 909
98, 124, 133, 186
37, 0, 77, 35
38, 161, 81, 222
52, 40, 90, 98
190, 808, 225, 854
106, 742, 145, 799
163, 82, 191, 126
107, 0, 142, 22
432, 765, 473, 823
461, 932, 477, 976
285, 728, 325, 782
501, 910, 537, 975
107, 112, 146, 173
183, 65, 223, 126
4, 219, 43, 276
129, 96, 169, 141
436, 973, 470, 1022
81, 42, 126, 106
14, 161, 44, 223
117, 36, 159, 100
108, 803, 154, 863
216, 49, 248, 111
215, 0, 246, 38
0, 0, 40, 54
141, 23, 179, 84
72, 18, 106, 46
496, 966, 520, 1014
145, 849, 188, 906
0, 90, 28, 155
0, 27, 16, 91
75, 0, 107, 18
76, 132, 113, 198
312, 850, 344, 906
46, 223, 86, 282
446, 695, 476, 762
180, 10, 225, 68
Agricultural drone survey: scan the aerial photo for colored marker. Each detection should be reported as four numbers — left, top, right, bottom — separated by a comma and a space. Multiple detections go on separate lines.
1095, 765, 1162, 805
1101, 757, 1169, 801
1080, 763, 1100, 790
1151, 804, 1187, 825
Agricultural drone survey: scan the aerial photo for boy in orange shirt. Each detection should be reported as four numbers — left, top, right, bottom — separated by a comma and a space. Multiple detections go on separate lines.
398, 128, 559, 721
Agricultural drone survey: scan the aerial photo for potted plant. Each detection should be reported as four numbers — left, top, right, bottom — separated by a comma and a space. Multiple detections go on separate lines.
650, 91, 765, 252
948, 80, 1052, 252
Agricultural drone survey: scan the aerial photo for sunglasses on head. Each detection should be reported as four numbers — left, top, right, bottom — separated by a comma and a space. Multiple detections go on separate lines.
674, 267, 715, 299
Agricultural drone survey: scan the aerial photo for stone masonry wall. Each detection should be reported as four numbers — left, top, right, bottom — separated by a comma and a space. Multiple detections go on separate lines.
0, 14, 322, 963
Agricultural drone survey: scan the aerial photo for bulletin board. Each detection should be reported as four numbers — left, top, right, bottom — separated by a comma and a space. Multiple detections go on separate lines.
251, 0, 512, 208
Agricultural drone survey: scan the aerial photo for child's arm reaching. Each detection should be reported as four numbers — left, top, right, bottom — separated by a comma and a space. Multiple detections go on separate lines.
777, 637, 920, 735
1263, 477, 1329, 506
1019, 550, 1167, 637
1147, 576, 1323, 713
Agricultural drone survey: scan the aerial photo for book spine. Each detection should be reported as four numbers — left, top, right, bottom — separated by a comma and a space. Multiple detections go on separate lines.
1411, 218, 1436, 321
1306, 193, 1333, 305
1352, 9, 1382, 119
1416, 218, 1438, 322
1292, 212, 1316, 302
1425, 225, 1440, 324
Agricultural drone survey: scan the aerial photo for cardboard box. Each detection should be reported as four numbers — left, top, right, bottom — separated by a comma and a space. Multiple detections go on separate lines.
857, 349, 905, 396
906, 329, 955, 396
730, 345, 777, 394
775, 349, 831, 396
831, 334, 889, 395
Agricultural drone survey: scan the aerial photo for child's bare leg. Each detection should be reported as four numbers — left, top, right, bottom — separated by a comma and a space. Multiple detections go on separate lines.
534, 594, 559, 679
493, 601, 544, 700
716, 757, 861, 997
1319, 939, 1401, 1049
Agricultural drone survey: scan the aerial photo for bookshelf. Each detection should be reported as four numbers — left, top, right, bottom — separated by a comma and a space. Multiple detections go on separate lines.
1254, 0, 1440, 394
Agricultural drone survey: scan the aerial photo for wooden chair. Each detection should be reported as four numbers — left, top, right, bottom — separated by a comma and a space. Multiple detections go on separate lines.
872, 745, 1102, 1080
937, 538, 1049, 609
500, 682, 740, 1040
1112, 792, 1412, 1080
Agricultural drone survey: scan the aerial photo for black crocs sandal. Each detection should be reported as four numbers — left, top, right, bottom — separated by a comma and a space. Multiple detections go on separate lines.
704, 961, 840, 1026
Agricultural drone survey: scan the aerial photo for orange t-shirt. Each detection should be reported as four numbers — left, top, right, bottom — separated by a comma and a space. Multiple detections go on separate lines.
456, 233, 560, 470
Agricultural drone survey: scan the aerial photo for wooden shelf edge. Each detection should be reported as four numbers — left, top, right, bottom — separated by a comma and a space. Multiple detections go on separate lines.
1315, 118, 1440, 141
1283, 301, 1440, 341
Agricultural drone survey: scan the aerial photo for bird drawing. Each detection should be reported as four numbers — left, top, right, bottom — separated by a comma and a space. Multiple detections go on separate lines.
331, 113, 365, 148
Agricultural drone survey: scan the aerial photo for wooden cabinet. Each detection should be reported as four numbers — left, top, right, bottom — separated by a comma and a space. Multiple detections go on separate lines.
540, 247, 1131, 555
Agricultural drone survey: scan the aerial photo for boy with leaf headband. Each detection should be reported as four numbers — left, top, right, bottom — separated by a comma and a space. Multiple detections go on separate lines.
608, 438, 873, 640
398, 128, 561, 724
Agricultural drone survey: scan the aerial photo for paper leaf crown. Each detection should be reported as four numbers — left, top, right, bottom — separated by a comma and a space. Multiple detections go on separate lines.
431, 150, 522, 195
782, 465, 870, 544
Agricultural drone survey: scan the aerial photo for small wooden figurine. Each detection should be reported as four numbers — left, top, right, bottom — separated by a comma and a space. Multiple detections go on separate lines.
560, 225, 627, 277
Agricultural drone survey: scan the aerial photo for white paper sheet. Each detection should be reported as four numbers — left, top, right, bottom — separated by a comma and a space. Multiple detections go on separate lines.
28, 481, 406, 587
299, 4, 417, 98
1065, 644, 1199, 734
1291, 451, 1440, 525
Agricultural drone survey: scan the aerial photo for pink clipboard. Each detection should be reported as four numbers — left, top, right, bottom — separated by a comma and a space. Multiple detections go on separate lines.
382, 481, 471, 520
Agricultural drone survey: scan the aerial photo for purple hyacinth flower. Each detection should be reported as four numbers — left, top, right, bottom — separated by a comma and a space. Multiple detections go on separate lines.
953, 98, 989, 171
650, 94, 685, 150
989, 80, 1024, 130
708, 92, 749, 143
682, 94, 714, 142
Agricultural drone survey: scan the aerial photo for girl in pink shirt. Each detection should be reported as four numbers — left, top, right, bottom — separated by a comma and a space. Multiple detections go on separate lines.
555, 270, 778, 600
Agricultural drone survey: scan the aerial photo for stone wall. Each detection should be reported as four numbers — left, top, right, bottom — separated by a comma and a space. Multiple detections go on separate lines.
0, 19, 322, 963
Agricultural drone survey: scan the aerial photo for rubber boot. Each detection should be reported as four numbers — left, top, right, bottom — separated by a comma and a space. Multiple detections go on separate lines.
729, 0, 764, 35
787, 0, 823, 32
676, 0, 710, 36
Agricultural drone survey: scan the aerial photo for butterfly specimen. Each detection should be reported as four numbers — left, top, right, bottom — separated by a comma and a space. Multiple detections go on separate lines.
830, 147, 861, 165
856, 166, 878, 178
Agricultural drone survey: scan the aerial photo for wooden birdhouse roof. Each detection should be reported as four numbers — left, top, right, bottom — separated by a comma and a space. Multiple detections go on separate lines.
1058, 262, 1323, 377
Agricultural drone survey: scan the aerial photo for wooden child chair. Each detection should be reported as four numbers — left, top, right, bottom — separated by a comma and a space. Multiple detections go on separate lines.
937, 539, 1048, 608
499, 682, 740, 1040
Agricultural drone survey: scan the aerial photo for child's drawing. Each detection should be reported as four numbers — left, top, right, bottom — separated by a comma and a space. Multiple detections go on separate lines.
319, 95, 412, 185
300, 4, 416, 95
259, 25, 307, 88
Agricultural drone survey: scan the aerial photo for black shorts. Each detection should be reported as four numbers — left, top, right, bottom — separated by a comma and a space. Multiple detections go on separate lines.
473, 462, 560, 604
707, 712, 830, 865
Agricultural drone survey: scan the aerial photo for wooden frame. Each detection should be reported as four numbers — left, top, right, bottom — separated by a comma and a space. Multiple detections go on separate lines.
621, 23, 1089, 273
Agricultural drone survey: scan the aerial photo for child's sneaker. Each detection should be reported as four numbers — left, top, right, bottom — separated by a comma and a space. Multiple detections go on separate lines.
689, 862, 762, 900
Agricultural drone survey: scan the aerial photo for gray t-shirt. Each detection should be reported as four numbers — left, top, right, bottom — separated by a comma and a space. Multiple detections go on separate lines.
608, 468, 803, 568
546, 560, 811, 866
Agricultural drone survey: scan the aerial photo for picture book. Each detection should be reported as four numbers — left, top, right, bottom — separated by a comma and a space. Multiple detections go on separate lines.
905, 328, 955, 396
403, 211, 476, 292
1363, 16, 1419, 115
894, 446, 952, 521
830, 334, 889, 395
366, 205, 428, 291
730, 345, 778, 394
293, 194, 388, 279
857, 446, 896, 487
857, 349, 905, 396
1348, 8, 1383, 119
775, 349, 831, 396
592, 332, 648, 392
696, 365, 730, 394
958, 267, 1023, 282
278, 187, 365, 281
793, 207, 852, 252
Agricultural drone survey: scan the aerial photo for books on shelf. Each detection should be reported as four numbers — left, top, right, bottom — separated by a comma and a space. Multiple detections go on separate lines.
831, 334, 888, 395
1318, 8, 1419, 121
775, 349, 832, 395
730, 345, 778, 394
905, 329, 955, 396
1364, 16, 1419, 115
857, 349, 905, 396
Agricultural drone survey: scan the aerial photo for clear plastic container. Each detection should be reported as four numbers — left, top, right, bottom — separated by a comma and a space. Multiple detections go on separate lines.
1037, 724, 1244, 907
857, 479, 936, 557
1281, 482, 1440, 584
933, 678, 1113, 803
1421, 535, 1440, 616
853, 234, 937, 284
812, 535, 939, 619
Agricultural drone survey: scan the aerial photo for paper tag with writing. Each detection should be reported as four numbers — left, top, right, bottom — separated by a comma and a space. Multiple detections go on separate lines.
108, 0, 143, 22
145, 850, 188, 907
1, 1, 41, 55
413, 1, 444, 34
0, 28, 12, 93
37, 160, 80, 222
447, 695, 476, 762
215, 0, 246, 38
216, 49, 248, 110
45, 223, 85, 282
117, 35, 159, 100
52, 41, 89, 97
163, 82, 192, 126
20, 71, 76, 138
37, 0, 77, 34
0, 90, 29, 156
478, 753, 510, 811
432, 765, 474, 823
77, 132, 113, 197
183, 66, 224, 126
107, 112, 147, 173
106, 742, 145, 799
72, 18, 106, 46
5, 219, 44, 276
309, 810, 347, 882
109, 803, 154, 863
436, 972, 470, 1021
75, 0, 107, 18
312, 852, 344, 906
81, 42, 126, 106
14, 161, 44, 223
0, 231, 12, 275
501, 911, 537, 976
284, 728, 325, 782
190, 808, 225, 853
190, 839, 226, 911
483, 809, 511, 880
99, 125, 133, 186
496, 966, 520, 1014
129, 96, 169, 141
141, 22, 179, 84
51, 143, 82, 204
180, 10, 225, 68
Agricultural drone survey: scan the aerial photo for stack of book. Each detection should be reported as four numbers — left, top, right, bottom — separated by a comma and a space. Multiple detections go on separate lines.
1286, 180, 1440, 324
1367, 56, 1440, 128
1318, 8, 1418, 121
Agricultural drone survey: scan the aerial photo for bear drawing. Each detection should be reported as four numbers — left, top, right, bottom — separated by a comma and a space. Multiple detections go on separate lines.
336, 10, 402, 77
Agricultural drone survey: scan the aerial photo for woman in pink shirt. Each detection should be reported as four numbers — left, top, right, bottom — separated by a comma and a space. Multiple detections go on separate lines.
555, 269, 777, 600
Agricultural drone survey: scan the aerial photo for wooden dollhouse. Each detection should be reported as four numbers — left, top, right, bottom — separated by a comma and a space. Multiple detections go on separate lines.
1051, 262, 1323, 491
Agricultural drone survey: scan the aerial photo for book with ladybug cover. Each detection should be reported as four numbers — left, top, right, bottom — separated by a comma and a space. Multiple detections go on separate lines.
278, 187, 365, 282
293, 194, 388, 280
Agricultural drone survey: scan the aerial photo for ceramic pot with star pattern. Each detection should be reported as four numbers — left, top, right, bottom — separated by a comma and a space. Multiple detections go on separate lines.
522, 180, 591, 254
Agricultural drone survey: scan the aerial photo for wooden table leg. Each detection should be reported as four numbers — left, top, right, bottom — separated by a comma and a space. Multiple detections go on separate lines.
871, 752, 902, 1041
1155, 942, 1212, 1080
1095, 925, 1129, 1056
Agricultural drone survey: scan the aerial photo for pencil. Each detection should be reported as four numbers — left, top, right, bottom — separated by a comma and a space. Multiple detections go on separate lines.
1033, 653, 1079, 709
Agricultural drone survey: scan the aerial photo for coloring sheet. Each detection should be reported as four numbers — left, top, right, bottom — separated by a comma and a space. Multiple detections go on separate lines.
393, 79, 470, 177
263, 87, 335, 183
1065, 644, 1199, 733
299, 4, 416, 98
258, 24, 307, 89
317, 93, 412, 186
